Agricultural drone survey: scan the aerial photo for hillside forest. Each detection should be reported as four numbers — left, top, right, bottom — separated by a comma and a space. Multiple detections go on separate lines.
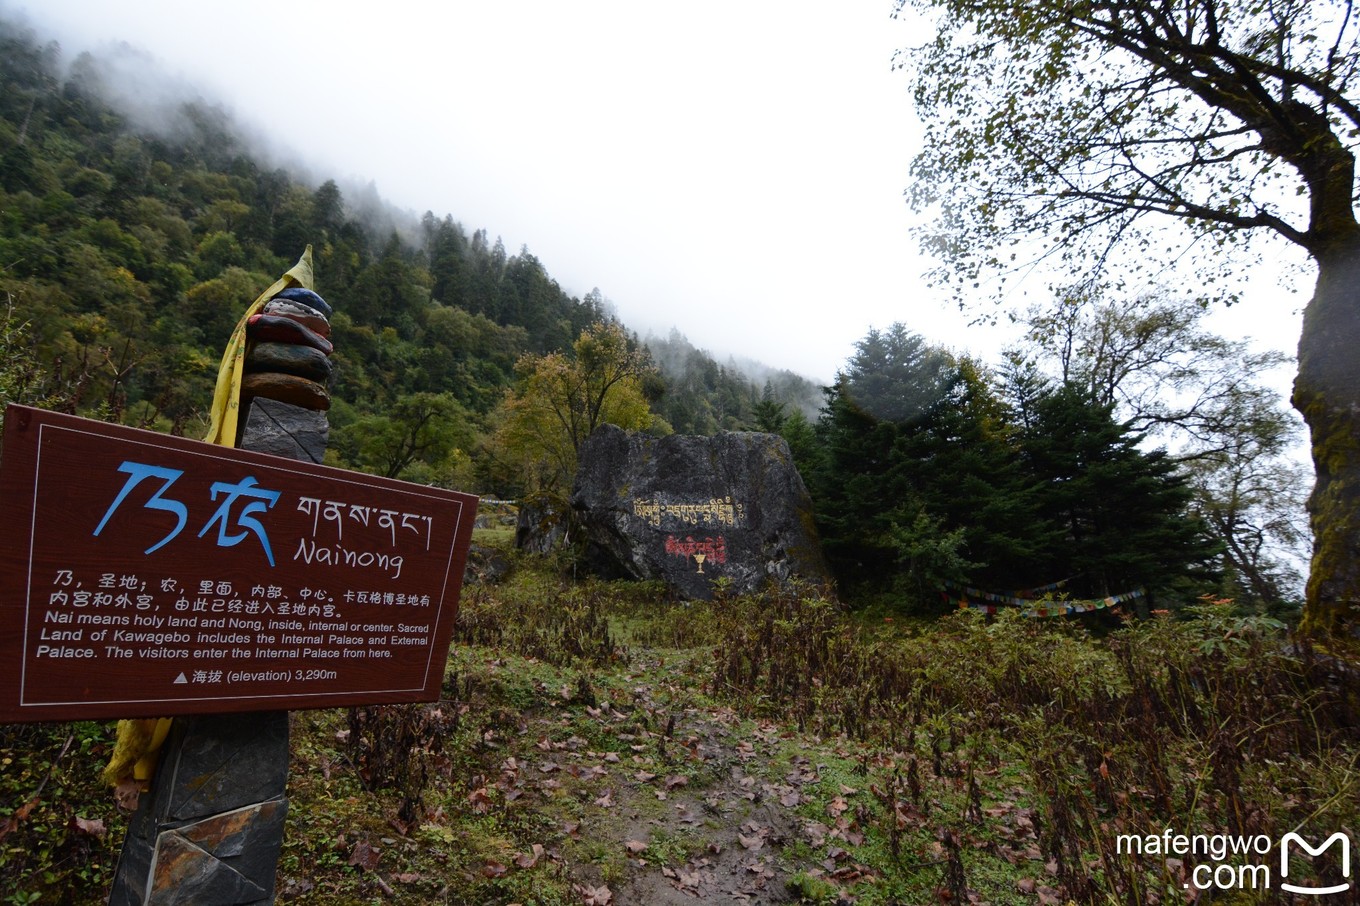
0, 16, 1307, 617
5, 11, 1360, 906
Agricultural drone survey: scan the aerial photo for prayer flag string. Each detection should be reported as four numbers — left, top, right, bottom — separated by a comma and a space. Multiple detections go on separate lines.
940, 582, 1146, 618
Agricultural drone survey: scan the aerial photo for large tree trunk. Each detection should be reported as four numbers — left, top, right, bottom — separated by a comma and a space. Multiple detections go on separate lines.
1293, 237, 1360, 639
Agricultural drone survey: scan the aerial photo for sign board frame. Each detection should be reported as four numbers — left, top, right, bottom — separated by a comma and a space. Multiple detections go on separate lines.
0, 405, 478, 722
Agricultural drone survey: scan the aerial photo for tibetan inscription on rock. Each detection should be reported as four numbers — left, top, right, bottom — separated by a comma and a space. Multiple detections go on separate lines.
631, 497, 744, 575
631, 497, 744, 529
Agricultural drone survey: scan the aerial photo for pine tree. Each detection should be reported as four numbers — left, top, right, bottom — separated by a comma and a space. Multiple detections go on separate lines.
813, 326, 1046, 604
1017, 386, 1221, 603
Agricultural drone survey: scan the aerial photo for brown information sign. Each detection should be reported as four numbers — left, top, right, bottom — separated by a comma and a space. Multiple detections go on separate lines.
0, 405, 478, 722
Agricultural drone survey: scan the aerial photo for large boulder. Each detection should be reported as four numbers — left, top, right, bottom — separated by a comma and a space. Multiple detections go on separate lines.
516, 497, 569, 554
571, 425, 830, 599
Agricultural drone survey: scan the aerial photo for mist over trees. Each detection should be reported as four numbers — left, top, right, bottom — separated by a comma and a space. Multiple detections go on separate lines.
0, 17, 807, 480
643, 329, 821, 435
0, 12, 1309, 618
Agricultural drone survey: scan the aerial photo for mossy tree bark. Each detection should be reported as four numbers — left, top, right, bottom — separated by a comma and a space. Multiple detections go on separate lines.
1295, 237, 1360, 638
1278, 97, 1360, 639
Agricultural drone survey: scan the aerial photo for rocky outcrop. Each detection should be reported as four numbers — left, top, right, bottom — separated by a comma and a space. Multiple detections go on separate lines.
570, 425, 829, 599
464, 542, 512, 585
516, 497, 570, 555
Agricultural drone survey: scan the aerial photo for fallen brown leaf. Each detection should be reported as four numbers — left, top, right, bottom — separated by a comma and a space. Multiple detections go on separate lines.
515, 843, 545, 869
114, 781, 140, 813
675, 867, 702, 888
576, 882, 613, 904
348, 840, 381, 872
70, 815, 105, 838
467, 787, 493, 814
804, 821, 829, 846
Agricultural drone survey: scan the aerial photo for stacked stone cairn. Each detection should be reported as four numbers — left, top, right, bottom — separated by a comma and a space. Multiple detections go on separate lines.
108, 285, 336, 904
241, 287, 334, 412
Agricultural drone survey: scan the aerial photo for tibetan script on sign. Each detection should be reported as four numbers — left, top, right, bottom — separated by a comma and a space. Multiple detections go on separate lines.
0, 405, 479, 722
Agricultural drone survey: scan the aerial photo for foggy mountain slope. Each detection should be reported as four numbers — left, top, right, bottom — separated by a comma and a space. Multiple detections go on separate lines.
0, 11, 822, 467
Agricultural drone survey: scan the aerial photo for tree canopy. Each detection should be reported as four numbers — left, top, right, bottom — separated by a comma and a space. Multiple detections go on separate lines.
0, 15, 819, 496
810, 324, 1216, 609
898, 0, 1360, 636
900, 0, 1358, 288
1008, 287, 1307, 610
489, 322, 659, 499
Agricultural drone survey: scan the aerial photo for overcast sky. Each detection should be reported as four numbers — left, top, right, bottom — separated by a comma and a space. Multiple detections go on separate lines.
11, 0, 1309, 387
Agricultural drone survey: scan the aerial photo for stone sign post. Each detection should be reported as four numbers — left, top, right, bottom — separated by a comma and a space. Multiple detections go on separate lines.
0, 403, 478, 902
106, 399, 330, 905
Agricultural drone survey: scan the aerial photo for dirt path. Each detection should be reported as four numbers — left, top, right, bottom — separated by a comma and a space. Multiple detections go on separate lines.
515, 675, 873, 905
607, 712, 801, 904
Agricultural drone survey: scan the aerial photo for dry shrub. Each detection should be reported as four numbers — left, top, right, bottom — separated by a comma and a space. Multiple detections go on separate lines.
706, 589, 1360, 904
346, 702, 459, 829
454, 574, 625, 668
